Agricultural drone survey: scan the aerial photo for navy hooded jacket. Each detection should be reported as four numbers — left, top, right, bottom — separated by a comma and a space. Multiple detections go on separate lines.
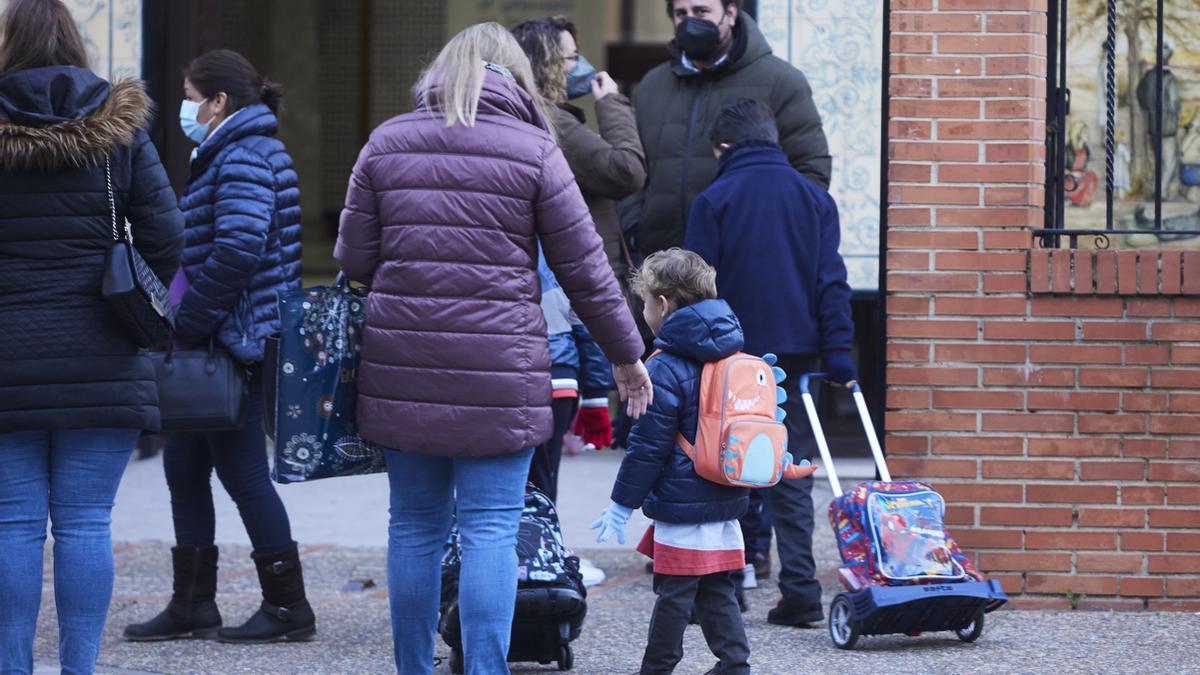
684, 140, 853, 357
175, 103, 301, 363
611, 299, 749, 524
0, 66, 184, 431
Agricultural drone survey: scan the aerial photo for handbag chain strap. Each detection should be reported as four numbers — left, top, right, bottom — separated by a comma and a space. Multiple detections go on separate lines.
104, 157, 132, 245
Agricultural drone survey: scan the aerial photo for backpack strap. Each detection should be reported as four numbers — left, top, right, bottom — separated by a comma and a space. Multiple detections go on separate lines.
643, 349, 699, 461
676, 433, 697, 462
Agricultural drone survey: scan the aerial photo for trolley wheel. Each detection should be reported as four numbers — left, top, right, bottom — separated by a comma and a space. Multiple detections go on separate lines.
829, 594, 861, 650
449, 648, 464, 674
558, 644, 574, 670
956, 608, 985, 643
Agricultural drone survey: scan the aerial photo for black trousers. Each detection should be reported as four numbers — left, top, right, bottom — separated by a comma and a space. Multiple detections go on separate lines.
641, 572, 750, 675
164, 365, 293, 553
528, 397, 578, 503
768, 354, 822, 607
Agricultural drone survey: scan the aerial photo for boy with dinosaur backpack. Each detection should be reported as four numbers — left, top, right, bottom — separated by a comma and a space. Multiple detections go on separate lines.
685, 98, 856, 628
591, 249, 815, 675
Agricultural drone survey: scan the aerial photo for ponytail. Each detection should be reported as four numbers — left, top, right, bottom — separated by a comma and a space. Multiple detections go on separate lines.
184, 49, 286, 116
259, 76, 286, 115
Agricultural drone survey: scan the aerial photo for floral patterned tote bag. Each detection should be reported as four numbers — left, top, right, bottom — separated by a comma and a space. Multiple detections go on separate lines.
270, 274, 385, 483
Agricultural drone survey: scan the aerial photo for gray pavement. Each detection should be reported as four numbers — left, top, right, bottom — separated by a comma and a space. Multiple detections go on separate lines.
29, 450, 1200, 674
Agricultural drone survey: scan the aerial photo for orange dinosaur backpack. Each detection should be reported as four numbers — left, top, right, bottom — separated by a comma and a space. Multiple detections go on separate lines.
655, 352, 818, 488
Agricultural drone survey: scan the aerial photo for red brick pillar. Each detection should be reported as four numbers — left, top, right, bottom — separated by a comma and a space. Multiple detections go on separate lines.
886, 0, 1200, 609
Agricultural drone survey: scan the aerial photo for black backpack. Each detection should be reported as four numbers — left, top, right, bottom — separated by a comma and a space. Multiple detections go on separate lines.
440, 485, 585, 604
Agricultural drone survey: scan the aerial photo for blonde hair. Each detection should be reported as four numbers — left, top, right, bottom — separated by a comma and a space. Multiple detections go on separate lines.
414, 22, 554, 134
632, 248, 718, 309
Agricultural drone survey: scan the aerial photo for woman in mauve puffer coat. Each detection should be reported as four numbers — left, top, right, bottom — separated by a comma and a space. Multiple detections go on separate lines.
334, 22, 651, 673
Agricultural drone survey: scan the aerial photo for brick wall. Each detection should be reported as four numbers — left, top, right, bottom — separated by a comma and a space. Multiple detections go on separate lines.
886, 0, 1200, 609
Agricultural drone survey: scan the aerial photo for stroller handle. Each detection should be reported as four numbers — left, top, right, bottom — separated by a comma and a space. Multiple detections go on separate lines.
798, 373, 891, 497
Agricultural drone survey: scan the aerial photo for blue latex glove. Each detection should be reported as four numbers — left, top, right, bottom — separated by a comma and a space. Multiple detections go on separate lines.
824, 351, 858, 387
590, 502, 634, 545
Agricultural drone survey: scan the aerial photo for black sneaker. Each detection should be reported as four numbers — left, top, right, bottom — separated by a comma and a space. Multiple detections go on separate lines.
766, 600, 823, 627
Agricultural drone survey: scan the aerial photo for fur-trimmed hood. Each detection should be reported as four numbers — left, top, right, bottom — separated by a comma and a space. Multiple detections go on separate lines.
0, 66, 151, 172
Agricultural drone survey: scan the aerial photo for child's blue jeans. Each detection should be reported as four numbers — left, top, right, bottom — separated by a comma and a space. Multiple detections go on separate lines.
0, 428, 138, 675
384, 447, 533, 675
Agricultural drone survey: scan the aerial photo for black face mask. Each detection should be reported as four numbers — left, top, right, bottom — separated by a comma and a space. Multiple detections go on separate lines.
675, 16, 724, 62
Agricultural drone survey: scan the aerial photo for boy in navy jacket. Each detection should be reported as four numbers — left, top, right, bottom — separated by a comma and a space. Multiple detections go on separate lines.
592, 249, 751, 675
684, 99, 856, 628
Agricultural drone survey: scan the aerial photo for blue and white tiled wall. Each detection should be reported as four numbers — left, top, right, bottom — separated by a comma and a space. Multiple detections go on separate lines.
61, 0, 142, 80
759, 0, 883, 292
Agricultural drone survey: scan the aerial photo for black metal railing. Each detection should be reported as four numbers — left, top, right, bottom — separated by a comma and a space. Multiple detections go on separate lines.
1040, 0, 1200, 248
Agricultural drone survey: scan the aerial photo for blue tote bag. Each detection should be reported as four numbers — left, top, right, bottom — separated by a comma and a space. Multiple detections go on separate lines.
270, 274, 385, 483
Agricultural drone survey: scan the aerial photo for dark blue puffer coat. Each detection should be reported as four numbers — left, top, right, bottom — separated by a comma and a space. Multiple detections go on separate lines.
175, 103, 301, 363
611, 299, 749, 524
0, 67, 184, 432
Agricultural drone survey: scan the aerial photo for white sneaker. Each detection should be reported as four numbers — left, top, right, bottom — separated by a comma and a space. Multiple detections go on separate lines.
579, 557, 606, 587
741, 564, 757, 589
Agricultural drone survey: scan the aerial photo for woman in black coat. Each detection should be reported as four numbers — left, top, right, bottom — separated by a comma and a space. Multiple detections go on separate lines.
0, 1, 184, 672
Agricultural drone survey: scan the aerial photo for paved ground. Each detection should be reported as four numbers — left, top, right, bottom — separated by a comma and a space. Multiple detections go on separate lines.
30, 451, 1200, 674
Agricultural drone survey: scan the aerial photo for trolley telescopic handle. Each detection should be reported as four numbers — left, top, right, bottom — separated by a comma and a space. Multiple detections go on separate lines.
798, 373, 891, 498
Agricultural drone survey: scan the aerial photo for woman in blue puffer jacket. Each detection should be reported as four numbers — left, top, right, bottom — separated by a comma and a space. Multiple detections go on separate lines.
123, 49, 310, 645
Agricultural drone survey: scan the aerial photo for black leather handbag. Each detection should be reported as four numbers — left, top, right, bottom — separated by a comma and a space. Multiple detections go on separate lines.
152, 341, 249, 433
101, 156, 175, 350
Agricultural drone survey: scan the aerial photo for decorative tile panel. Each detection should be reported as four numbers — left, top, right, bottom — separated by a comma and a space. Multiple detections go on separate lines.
758, 0, 883, 291
60, 0, 142, 80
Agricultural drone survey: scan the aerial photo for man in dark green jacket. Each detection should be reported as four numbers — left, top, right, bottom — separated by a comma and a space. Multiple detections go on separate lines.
627, 0, 831, 259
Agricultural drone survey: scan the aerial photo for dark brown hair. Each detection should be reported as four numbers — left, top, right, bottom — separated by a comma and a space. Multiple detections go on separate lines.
710, 98, 778, 147
511, 16, 575, 105
664, 0, 737, 18
184, 49, 285, 116
0, 0, 89, 76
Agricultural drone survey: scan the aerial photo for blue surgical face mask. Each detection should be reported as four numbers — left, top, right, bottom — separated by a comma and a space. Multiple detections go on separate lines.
179, 99, 210, 144
565, 55, 597, 100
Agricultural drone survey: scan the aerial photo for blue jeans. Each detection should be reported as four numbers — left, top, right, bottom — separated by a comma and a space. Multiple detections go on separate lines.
384, 448, 533, 675
0, 428, 138, 675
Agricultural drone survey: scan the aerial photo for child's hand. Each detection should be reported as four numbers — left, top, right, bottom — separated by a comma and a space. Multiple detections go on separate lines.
575, 405, 613, 449
590, 502, 633, 544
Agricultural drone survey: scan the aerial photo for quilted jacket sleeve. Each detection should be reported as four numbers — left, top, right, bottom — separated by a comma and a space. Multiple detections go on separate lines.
774, 68, 833, 189
611, 357, 682, 510
559, 94, 646, 201
175, 147, 272, 342
534, 138, 643, 366
335, 144, 382, 286
126, 130, 184, 285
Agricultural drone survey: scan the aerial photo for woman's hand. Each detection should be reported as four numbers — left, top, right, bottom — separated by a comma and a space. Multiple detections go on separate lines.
613, 361, 653, 419
591, 71, 620, 100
